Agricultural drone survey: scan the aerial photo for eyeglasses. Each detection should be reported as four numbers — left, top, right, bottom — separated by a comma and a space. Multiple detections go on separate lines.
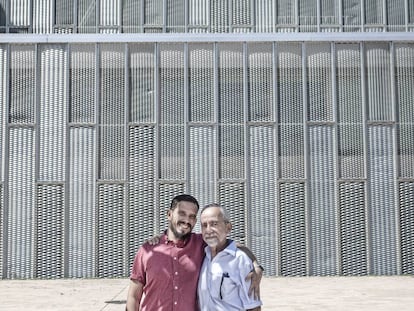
219, 272, 229, 299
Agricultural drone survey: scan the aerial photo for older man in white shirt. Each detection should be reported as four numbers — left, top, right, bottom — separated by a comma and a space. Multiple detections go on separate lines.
197, 203, 262, 311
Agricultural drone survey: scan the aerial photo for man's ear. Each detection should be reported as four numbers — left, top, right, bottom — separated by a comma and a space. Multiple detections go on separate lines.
226, 222, 232, 233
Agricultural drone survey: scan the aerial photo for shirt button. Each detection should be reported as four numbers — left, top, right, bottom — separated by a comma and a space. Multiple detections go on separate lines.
174, 301, 177, 305
175, 271, 178, 275
174, 286, 178, 290
174, 256, 177, 260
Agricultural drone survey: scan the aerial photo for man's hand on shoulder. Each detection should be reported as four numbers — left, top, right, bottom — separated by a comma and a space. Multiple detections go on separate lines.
146, 235, 161, 245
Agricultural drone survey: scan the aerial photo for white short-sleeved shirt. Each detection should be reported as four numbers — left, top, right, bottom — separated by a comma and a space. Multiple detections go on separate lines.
197, 240, 262, 311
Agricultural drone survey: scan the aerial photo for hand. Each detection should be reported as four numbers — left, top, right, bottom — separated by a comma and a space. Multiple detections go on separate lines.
246, 264, 263, 300
147, 235, 161, 245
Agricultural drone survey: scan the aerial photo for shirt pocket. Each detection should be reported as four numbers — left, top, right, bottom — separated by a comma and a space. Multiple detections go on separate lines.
217, 273, 239, 301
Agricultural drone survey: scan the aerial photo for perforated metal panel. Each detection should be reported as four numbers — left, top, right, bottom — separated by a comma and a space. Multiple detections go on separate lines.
9, 45, 36, 124
366, 43, 393, 122
400, 182, 414, 275
99, 44, 125, 180
129, 43, 155, 123
299, 0, 318, 32
160, 43, 185, 180
97, 183, 126, 277
189, 126, 216, 209
100, 0, 120, 32
33, 0, 52, 33
78, 0, 96, 33
255, 0, 275, 33
70, 44, 96, 124
250, 126, 277, 276
36, 184, 64, 278
248, 42, 273, 122
189, 43, 214, 122
368, 125, 397, 275
278, 43, 305, 179
307, 43, 333, 122
219, 183, 245, 245
8, 127, 35, 279
218, 43, 244, 180
129, 126, 155, 263
39, 45, 67, 182
309, 125, 338, 276
279, 182, 307, 276
395, 44, 414, 178
0, 45, 6, 183
68, 127, 96, 278
336, 43, 365, 179
339, 182, 367, 276
167, 0, 185, 33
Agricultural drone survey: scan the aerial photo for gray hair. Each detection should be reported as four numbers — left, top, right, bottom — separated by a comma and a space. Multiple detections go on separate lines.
200, 203, 231, 223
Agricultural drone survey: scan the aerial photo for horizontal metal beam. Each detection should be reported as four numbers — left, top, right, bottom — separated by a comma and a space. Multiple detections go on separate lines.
1, 32, 413, 44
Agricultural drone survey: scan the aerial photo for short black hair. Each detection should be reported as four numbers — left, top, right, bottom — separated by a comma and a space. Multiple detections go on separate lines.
170, 194, 199, 211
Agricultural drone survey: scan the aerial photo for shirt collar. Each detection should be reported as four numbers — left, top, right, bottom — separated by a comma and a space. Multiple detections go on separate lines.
162, 230, 191, 248
204, 239, 236, 259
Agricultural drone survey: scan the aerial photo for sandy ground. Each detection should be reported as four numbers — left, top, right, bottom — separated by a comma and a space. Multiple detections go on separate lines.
0, 276, 413, 310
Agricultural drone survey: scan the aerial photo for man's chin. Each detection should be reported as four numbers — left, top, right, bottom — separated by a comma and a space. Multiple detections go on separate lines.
176, 231, 191, 240
205, 240, 219, 248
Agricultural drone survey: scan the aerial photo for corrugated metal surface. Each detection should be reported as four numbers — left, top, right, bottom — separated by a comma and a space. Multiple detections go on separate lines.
250, 126, 277, 276
8, 127, 35, 279
36, 184, 64, 278
368, 126, 397, 275
339, 182, 367, 276
68, 127, 96, 278
400, 182, 414, 275
39, 45, 67, 182
280, 182, 307, 276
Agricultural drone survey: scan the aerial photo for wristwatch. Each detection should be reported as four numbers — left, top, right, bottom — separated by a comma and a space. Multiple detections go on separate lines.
254, 263, 265, 272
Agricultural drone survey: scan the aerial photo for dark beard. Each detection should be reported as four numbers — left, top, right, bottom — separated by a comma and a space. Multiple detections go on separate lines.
169, 221, 192, 240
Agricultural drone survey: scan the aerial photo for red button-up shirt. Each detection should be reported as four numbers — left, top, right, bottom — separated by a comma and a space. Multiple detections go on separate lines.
130, 233, 205, 311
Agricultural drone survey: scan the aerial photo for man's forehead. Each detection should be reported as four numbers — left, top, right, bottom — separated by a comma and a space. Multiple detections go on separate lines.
176, 201, 198, 212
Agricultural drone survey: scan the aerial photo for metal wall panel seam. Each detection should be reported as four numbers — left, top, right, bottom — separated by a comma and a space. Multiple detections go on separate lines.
302, 42, 311, 275
272, 41, 281, 276
243, 42, 251, 249
63, 43, 71, 277
331, 42, 342, 275
94, 43, 100, 277
404, 0, 409, 31
154, 42, 161, 232
124, 42, 131, 275
32, 43, 41, 278
390, 42, 403, 274
360, 42, 372, 275
2, 32, 414, 44
1, 44, 10, 278
162, 0, 167, 32
382, 0, 387, 31
213, 42, 219, 202
96, 0, 100, 32
316, 0, 321, 33
184, 42, 190, 193
62, 40, 72, 277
